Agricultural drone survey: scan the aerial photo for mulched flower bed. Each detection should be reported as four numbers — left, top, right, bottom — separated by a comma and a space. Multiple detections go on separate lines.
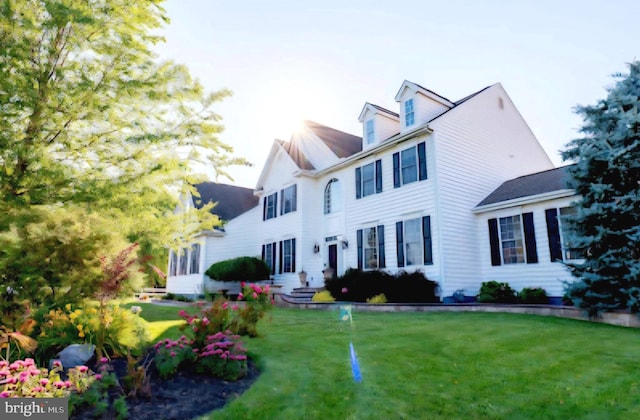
71, 355, 260, 420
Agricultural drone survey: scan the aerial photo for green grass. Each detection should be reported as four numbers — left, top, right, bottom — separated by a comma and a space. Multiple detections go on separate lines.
208, 309, 640, 420
120, 303, 640, 419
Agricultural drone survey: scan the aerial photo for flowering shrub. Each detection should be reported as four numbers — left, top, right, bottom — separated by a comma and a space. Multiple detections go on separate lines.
0, 358, 70, 398
68, 357, 128, 419
235, 282, 273, 337
195, 331, 248, 380
154, 336, 195, 379
152, 331, 247, 381
366, 293, 388, 304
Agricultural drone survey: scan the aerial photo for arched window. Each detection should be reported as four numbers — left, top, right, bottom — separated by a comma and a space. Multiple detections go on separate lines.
324, 178, 343, 214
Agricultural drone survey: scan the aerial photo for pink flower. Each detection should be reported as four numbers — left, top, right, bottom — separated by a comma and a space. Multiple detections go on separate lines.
39, 378, 49, 386
0, 391, 11, 398
54, 381, 66, 388
94, 374, 102, 381
341, 287, 348, 294
100, 357, 109, 364
238, 292, 244, 300
78, 366, 89, 373
241, 282, 246, 288
202, 317, 210, 326
252, 292, 258, 299
178, 309, 187, 317
170, 351, 176, 357
53, 360, 62, 368
222, 302, 229, 309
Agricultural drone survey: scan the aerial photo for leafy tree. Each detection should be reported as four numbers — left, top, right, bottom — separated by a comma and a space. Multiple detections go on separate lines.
0, 1, 247, 294
562, 61, 640, 317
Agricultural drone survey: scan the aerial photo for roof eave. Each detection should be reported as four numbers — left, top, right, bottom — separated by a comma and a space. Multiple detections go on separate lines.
473, 189, 576, 214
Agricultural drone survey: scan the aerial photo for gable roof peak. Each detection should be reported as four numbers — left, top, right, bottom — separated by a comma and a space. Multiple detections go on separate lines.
358, 102, 400, 121
394, 80, 455, 107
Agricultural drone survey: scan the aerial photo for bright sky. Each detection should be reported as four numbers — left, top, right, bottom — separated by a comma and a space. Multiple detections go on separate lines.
155, 0, 640, 188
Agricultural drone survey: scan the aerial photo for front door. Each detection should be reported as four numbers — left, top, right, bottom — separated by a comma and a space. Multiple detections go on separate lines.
328, 244, 338, 278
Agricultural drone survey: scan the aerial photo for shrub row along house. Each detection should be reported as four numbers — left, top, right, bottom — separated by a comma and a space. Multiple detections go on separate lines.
167, 80, 581, 303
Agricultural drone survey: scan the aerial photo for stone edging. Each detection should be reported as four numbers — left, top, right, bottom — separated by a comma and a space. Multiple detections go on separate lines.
275, 294, 640, 328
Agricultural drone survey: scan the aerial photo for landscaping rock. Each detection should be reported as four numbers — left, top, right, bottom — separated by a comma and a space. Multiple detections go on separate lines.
56, 344, 95, 369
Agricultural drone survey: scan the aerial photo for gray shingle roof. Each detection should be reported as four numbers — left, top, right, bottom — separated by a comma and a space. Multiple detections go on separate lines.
192, 182, 259, 221
305, 120, 362, 158
476, 165, 575, 207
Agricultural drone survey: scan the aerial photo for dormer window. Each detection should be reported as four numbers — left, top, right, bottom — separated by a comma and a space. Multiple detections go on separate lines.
404, 98, 415, 127
365, 119, 375, 145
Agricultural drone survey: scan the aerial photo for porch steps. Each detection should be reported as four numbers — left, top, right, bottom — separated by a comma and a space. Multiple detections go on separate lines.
286, 287, 322, 303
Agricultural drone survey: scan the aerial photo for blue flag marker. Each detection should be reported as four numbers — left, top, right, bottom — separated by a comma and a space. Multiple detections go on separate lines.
350, 342, 362, 383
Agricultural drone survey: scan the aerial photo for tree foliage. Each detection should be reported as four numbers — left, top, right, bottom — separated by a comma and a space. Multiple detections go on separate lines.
562, 61, 640, 316
0, 1, 247, 297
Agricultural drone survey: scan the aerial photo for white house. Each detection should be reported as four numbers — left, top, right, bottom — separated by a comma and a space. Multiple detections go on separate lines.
167, 80, 580, 302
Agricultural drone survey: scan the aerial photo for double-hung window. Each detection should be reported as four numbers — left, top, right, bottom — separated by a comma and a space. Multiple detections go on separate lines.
404, 98, 415, 127
488, 213, 538, 266
263, 192, 277, 220
393, 142, 427, 187
280, 184, 297, 215
396, 216, 433, 267
365, 119, 375, 145
499, 216, 525, 264
357, 225, 386, 269
279, 238, 296, 273
261, 242, 277, 275
355, 159, 382, 199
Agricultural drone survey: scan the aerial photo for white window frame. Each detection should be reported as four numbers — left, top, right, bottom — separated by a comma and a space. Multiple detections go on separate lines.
365, 119, 375, 144
282, 238, 295, 273
324, 178, 342, 214
498, 215, 525, 264
403, 218, 422, 266
404, 98, 415, 127
281, 184, 296, 215
364, 226, 379, 270
265, 192, 277, 220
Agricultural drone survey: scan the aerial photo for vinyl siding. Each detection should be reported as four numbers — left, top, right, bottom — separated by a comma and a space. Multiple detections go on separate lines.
429, 84, 554, 296
475, 196, 578, 297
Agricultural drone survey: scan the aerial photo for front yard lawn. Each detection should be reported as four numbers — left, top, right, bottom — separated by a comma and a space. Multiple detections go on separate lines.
124, 302, 640, 419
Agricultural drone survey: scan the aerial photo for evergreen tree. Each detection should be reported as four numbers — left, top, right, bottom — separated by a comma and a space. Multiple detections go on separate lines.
562, 61, 640, 317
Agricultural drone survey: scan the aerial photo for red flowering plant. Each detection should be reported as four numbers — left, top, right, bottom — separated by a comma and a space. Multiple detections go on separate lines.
234, 282, 274, 337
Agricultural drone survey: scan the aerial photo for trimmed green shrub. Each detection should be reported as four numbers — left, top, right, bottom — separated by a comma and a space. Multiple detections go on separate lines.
311, 290, 335, 302
367, 293, 388, 304
325, 269, 439, 303
205, 256, 270, 282
519, 287, 549, 304
477, 281, 517, 303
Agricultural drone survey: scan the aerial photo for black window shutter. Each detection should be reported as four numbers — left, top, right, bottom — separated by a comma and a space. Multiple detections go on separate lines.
488, 218, 502, 266
271, 243, 277, 275
357, 229, 363, 270
396, 222, 405, 267
274, 192, 278, 217
292, 184, 297, 212
375, 159, 383, 193
278, 241, 283, 274
393, 152, 401, 188
422, 216, 433, 265
355, 168, 362, 199
418, 142, 428, 180
522, 212, 538, 264
261, 244, 265, 261
377, 224, 386, 268
545, 208, 562, 262
291, 238, 296, 273
262, 197, 267, 221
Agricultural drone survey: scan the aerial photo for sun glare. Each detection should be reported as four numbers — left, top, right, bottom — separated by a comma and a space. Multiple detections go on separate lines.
257, 79, 332, 142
